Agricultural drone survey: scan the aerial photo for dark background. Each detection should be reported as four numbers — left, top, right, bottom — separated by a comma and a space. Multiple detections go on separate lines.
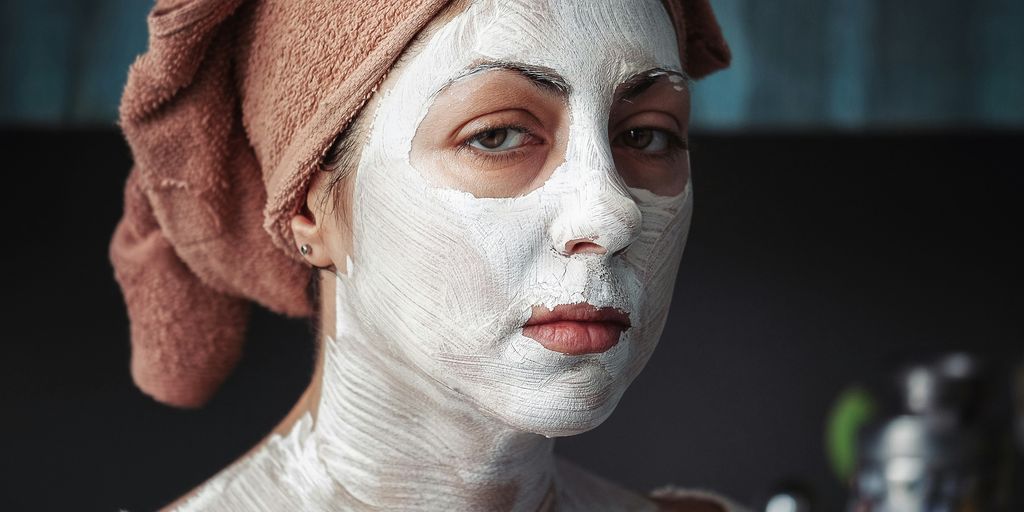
0, 128, 1021, 510
2, 0, 1024, 510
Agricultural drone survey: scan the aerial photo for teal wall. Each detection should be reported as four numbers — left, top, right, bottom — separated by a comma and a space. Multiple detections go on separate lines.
2, 0, 1022, 129
0, 0, 150, 124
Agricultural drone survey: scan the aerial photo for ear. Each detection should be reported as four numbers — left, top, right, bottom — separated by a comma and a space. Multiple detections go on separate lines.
290, 205, 334, 269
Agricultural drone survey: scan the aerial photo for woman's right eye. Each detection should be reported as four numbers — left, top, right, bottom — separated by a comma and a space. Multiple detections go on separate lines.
613, 127, 685, 154
466, 127, 534, 152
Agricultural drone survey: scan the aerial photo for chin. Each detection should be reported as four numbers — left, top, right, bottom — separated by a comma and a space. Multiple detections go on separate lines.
479, 362, 634, 437
536, 407, 623, 438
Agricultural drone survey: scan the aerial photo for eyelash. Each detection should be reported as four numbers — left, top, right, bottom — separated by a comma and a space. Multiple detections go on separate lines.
456, 123, 538, 163
455, 124, 689, 163
663, 131, 689, 151
615, 127, 689, 160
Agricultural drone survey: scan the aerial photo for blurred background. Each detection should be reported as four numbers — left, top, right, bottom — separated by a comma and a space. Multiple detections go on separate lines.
1, 0, 1022, 511
3, 0, 1023, 128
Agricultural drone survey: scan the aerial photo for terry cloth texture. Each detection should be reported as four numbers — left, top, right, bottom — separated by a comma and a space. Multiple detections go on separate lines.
111, 0, 732, 408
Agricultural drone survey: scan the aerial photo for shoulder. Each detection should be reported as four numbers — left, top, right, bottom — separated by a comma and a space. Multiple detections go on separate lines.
554, 458, 748, 512
649, 485, 751, 512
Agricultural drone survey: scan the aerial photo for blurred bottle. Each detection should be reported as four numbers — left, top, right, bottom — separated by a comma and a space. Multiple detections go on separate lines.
763, 484, 814, 512
846, 353, 1004, 512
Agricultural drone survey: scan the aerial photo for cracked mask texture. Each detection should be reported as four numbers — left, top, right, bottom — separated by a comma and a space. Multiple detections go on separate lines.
349, 0, 693, 436
174, 0, 697, 509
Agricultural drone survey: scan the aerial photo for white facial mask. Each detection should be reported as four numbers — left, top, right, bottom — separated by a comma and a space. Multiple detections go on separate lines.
172, 2, 698, 510
347, 0, 692, 436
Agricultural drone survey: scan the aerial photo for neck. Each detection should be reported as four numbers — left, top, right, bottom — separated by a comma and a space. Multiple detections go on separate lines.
310, 271, 557, 511
173, 272, 658, 512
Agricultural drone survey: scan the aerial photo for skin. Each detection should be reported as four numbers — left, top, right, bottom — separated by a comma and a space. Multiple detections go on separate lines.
286, 28, 691, 512
304, 0, 696, 441
164, 1, 722, 510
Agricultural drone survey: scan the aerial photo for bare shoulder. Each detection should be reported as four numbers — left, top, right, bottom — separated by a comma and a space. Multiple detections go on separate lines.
649, 485, 748, 512
554, 457, 747, 512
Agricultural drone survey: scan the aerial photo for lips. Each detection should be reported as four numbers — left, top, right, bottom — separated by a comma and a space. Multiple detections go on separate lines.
522, 303, 631, 355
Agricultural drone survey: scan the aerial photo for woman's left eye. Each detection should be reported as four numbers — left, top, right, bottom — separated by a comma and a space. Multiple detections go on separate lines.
614, 128, 681, 153
466, 127, 533, 152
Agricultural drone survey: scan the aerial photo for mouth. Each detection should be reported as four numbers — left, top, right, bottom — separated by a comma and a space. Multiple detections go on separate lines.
522, 303, 631, 355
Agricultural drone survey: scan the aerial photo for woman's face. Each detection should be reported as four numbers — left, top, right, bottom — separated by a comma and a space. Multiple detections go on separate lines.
341, 0, 691, 436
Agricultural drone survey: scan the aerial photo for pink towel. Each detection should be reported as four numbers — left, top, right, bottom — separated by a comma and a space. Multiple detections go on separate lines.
110, 0, 731, 408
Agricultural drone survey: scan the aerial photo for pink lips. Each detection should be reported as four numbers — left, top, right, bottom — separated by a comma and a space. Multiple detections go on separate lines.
522, 303, 631, 355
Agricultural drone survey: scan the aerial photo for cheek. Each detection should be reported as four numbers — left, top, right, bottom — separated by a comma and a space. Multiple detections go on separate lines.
351, 171, 534, 359
437, 226, 511, 336
627, 191, 692, 300
613, 195, 691, 373
615, 153, 690, 197
428, 195, 553, 344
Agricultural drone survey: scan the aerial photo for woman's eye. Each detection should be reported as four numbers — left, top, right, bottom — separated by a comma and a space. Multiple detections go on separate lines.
617, 128, 672, 152
467, 127, 532, 152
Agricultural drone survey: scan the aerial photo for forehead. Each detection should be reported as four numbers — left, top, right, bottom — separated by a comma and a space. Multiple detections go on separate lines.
438, 0, 682, 89
359, 0, 685, 161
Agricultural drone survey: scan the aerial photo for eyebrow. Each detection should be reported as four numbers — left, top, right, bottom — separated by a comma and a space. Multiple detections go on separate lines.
617, 67, 689, 102
444, 60, 571, 97
438, 63, 687, 102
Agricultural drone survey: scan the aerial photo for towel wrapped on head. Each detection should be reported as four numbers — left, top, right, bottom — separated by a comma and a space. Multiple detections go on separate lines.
110, 0, 731, 408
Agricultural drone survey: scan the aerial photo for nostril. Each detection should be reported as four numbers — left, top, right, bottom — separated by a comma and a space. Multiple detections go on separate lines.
564, 237, 607, 255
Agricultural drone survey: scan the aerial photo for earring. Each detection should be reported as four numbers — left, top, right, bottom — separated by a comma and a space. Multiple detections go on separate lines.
299, 244, 312, 256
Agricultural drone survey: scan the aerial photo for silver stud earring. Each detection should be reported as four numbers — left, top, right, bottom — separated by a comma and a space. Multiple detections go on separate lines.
299, 244, 312, 256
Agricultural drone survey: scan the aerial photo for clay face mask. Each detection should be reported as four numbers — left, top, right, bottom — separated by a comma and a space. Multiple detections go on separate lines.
168, 2, 700, 509
346, 0, 693, 436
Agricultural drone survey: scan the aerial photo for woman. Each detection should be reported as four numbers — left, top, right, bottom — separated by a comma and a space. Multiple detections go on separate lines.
111, 0, 735, 509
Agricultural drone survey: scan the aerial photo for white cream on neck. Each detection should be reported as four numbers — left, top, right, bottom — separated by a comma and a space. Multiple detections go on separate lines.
173, 0, 693, 509
176, 269, 660, 510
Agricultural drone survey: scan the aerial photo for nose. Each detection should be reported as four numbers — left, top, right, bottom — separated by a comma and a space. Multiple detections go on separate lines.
552, 176, 642, 258
564, 237, 606, 255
